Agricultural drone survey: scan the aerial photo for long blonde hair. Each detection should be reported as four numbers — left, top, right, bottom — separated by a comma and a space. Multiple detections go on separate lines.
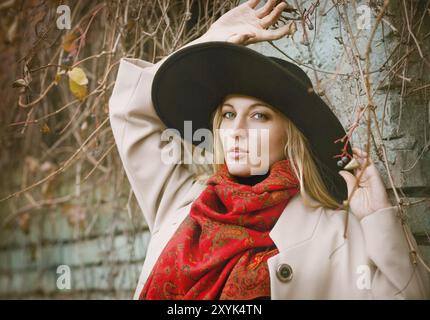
193, 101, 342, 210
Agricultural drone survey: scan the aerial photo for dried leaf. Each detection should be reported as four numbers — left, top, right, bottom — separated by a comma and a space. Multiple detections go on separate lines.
63, 32, 78, 53
68, 67, 88, 99
80, 121, 88, 131
41, 123, 51, 134
286, 21, 297, 38
68, 67, 88, 85
23, 63, 32, 85
69, 79, 88, 100
12, 79, 28, 88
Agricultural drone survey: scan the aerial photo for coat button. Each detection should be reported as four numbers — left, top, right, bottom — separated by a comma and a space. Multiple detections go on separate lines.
276, 263, 293, 282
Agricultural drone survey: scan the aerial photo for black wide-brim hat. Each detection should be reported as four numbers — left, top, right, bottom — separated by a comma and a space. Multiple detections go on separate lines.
151, 41, 352, 204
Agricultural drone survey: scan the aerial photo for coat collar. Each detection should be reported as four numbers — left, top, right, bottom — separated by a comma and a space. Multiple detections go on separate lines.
269, 192, 324, 252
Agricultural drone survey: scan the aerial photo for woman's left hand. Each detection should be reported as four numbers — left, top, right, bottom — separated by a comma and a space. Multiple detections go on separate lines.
338, 147, 393, 221
204, 0, 293, 46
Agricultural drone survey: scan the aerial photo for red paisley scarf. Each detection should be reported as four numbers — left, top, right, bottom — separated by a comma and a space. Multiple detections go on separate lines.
139, 159, 300, 300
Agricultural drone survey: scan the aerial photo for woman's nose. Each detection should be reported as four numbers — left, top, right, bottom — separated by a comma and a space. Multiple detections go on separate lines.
230, 117, 248, 138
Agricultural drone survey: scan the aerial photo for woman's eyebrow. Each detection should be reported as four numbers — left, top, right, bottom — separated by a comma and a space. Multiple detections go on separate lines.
221, 102, 271, 109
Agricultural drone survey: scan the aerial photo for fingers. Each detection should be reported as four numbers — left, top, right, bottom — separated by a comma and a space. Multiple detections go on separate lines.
246, 0, 261, 9
352, 147, 373, 165
258, 23, 292, 41
260, 2, 287, 28
352, 147, 368, 158
338, 170, 356, 198
350, 147, 379, 184
255, 0, 277, 18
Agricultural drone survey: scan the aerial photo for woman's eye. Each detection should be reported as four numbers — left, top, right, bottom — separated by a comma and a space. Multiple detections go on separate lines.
222, 111, 235, 119
252, 112, 267, 120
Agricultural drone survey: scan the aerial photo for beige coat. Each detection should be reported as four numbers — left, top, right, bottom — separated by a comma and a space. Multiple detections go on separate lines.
109, 56, 430, 300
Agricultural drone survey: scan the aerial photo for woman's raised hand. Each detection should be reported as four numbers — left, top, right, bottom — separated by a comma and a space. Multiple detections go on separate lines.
205, 0, 293, 45
338, 147, 394, 221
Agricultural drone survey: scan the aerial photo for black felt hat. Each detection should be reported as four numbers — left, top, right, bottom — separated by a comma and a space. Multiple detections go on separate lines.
151, 41, 352, 203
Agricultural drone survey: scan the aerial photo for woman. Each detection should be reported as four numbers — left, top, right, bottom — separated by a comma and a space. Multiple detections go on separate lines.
109, 0, 430, 299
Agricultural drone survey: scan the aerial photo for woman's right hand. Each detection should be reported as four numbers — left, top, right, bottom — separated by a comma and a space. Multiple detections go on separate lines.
204, 0, 293, 45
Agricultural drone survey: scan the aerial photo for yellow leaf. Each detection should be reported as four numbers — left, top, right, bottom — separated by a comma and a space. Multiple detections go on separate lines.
41, 123, 51, 134
67, 67, 88, 86
69, 79, 88, 100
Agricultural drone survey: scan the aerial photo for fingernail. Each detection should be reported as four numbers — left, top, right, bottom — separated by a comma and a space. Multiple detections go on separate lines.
344, 158, 360, 170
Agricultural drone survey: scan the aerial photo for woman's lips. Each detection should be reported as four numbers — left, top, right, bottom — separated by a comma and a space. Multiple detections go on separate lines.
228, 147, 248, 153
227, 150, 248, 159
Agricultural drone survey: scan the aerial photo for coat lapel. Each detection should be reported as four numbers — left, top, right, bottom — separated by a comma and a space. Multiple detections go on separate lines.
269, 193, 324, 252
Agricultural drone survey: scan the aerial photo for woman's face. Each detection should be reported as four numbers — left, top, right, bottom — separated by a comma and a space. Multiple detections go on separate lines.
218, 94, 287, 177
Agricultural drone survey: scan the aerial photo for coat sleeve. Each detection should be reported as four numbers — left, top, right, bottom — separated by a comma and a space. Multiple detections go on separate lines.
108, 57, 198, 234
360, 205, 430, 299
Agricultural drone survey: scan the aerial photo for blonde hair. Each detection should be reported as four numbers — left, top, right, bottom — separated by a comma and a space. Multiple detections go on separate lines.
193, 100, 342, 210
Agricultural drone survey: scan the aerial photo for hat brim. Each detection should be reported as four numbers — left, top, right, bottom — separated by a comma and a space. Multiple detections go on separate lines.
152, 41, 351, 204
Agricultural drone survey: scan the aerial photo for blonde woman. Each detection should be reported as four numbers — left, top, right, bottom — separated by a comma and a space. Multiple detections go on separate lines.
109, 0, 430, 299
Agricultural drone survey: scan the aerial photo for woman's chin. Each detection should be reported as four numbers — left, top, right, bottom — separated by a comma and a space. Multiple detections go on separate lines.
225, 154, 271, 176
225, 162, 251, 177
